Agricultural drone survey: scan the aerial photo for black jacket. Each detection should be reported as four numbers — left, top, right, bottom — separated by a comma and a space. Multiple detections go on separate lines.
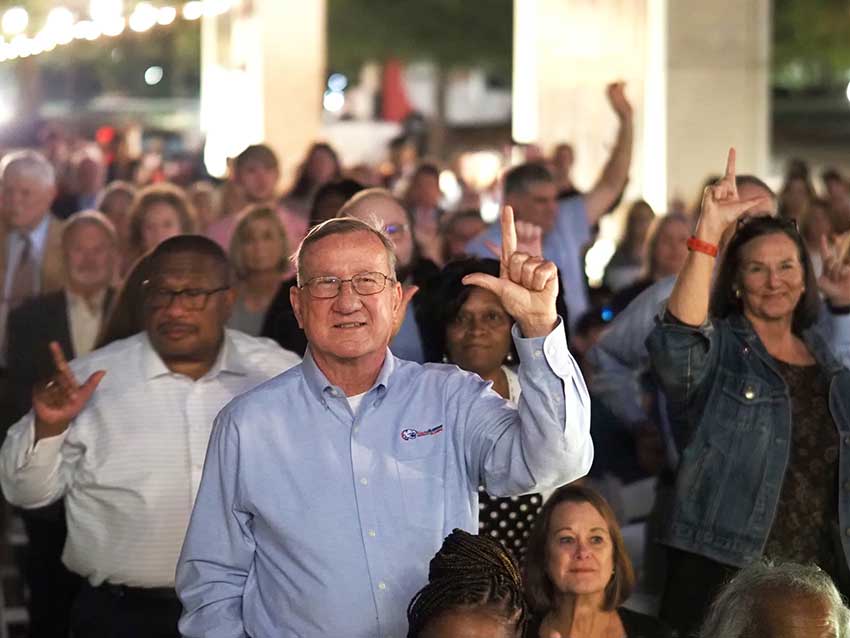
6, 288, 113, 425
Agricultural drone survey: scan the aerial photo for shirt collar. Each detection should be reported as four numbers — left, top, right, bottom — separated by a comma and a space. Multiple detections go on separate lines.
301, 347, 395, 403
140, 329, 250, 381
20, 214, 51, 257
65, 288, 107, 313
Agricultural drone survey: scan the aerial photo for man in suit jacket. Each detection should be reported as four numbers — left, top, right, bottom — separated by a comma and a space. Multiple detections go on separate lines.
6, 210, 117, 638
0, 150, 65, 370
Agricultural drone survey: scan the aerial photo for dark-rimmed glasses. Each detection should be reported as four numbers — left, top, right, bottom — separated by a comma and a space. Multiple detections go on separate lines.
142, 280, 231, 310
299, 272, 395, 299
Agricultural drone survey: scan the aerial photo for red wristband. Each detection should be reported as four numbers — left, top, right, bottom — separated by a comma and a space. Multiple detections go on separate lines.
687, 236, 718, 257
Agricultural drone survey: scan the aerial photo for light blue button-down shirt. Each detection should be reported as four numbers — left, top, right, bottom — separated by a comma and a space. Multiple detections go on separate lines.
466, 197, 591, 332
176, 321, 592, 638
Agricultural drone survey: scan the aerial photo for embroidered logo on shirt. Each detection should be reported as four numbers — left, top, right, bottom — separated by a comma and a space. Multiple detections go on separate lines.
401, 425, 444, 441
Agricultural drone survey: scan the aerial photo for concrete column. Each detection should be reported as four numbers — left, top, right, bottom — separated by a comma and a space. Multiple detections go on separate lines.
200, 0, 326, 180
513, 0, 770, 211
666, 0, 770, 203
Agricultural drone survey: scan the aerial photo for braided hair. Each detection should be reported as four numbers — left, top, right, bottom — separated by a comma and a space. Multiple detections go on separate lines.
406, 528, 528, 637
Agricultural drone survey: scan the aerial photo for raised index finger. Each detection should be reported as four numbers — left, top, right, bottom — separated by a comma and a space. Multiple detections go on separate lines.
49, 341, 78, 391
500, 205, 517, 278
724, 147, 738, 197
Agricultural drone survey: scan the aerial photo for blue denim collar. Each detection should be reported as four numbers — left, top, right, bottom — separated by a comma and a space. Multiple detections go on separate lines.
725, 312, 843, 377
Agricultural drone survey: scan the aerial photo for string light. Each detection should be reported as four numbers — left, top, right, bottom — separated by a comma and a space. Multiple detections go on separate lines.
2, 7, 29, 37
0, 0, 234, 63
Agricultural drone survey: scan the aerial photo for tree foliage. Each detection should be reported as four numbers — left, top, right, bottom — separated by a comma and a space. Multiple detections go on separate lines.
773, 0, 850, 89
327, 0, 512, 80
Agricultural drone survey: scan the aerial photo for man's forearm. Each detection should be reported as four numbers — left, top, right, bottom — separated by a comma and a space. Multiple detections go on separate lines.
585, 118, 634, 224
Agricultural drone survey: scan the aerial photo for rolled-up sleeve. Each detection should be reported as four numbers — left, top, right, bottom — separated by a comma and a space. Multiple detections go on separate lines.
0, 413, 70, 508
645, 312, 719, 415
459, 318, 593, 497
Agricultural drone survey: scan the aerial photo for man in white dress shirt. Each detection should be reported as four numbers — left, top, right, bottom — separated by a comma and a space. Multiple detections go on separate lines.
0, 235, 300, 638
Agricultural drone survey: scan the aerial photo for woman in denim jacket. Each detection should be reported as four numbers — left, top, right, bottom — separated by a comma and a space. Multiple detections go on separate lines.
646, 150, 850, 636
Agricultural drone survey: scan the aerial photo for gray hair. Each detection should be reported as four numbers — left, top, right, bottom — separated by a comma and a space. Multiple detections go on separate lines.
698, 561, 850, 638
336, 187, 397, 217
292, 216, 397, 286
0, 149, 56, 187
62, 209, 118, 247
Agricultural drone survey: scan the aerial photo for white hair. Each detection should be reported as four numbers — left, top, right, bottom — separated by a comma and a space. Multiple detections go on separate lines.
292, 216, 397, 286
698, 561, 850, 638
0, 149, 56, 187
62, 209, 118, 246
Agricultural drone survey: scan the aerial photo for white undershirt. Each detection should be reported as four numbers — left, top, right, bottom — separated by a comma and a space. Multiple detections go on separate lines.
346, 391, 368, 414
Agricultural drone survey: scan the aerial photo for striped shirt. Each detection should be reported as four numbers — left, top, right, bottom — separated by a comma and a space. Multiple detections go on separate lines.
0, 329, 300, 588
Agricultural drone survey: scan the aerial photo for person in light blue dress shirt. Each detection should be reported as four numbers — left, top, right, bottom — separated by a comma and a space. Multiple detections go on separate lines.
176, 210, 593, 637
467, 82, 634, 333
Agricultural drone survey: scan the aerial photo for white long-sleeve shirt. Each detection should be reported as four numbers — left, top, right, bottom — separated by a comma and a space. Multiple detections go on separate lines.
0, 329, 300, 588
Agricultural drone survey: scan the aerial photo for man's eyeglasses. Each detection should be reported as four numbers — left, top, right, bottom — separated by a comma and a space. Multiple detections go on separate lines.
383, 223, 410, 237
142, 280, 231, 310
299, 272, 395, 299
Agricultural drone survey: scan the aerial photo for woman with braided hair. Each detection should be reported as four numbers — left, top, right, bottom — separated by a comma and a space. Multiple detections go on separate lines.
407, 528, 528, 638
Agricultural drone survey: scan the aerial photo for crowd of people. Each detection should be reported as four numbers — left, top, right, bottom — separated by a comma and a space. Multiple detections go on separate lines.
0, 81, 849, 637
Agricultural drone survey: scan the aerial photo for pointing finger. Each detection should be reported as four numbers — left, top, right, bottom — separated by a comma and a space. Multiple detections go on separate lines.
724, 147, 738, 198
501, 205, 517, 278
49, 342, 78, 395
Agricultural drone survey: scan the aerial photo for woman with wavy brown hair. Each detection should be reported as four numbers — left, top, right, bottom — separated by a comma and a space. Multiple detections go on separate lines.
524, 484, 671, 638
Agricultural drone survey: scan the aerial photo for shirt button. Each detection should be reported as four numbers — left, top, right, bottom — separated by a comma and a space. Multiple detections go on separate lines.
533, 350, 543, 359
743, 387, 756, 400
378, 582, 387, 590
845, 527, 850, 538
353, 427, 360, 435
360, 477, 368, 486
844, 481, 850, 492
845, 435, 850, 446
368, 529, 376, 537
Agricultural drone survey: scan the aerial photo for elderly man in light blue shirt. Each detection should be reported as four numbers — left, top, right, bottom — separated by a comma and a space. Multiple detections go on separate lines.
467, 83, 634, 332
176, 209, 593, 637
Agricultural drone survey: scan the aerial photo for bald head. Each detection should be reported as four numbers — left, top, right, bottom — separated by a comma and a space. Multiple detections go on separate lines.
337, 188, 414, 272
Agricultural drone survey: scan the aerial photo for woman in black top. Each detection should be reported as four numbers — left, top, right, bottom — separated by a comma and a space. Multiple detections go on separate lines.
524, 485, 671, 638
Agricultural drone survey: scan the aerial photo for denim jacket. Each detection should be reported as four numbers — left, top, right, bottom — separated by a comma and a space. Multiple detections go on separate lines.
646, 312, 850, 568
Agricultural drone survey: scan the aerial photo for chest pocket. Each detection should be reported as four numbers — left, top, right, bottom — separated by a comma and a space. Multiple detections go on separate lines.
716, 376, 780, 434
394, 427, 447, 530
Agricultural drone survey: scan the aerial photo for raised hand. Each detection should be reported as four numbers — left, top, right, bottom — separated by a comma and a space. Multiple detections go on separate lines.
485, 219, 543, 258
607, 81, 632, 121
32, 342, 105, 442
462, 206, 559, 338
818, 234, 850, 307
696, 148, 773, 243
